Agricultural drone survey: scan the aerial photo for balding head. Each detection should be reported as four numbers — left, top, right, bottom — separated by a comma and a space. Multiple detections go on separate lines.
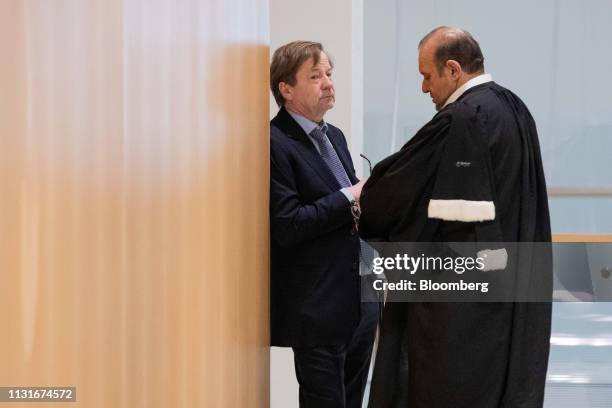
418, 26, 485, 111
419, 26, 484, 75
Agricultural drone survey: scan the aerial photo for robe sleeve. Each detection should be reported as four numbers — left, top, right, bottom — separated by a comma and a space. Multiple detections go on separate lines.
428, 102, 508, 272
427, 102, 498, 223
359, 111, 453, 241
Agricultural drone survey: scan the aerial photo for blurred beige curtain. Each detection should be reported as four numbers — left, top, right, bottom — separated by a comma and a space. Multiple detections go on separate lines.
0, 0, 269, 407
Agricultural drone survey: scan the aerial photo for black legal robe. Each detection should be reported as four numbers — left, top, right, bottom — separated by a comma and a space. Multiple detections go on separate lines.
361, 82, 552, 408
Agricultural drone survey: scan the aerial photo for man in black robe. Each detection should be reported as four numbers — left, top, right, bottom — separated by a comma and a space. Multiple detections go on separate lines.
361, 27, 552, 408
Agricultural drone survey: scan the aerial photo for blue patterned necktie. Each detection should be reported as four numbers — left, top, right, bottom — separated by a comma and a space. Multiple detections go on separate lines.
312, 126, 373, 284
310, 125, 352, 188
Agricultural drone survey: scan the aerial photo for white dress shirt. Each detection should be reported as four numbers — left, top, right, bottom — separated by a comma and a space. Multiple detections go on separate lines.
441, 73, 492, 110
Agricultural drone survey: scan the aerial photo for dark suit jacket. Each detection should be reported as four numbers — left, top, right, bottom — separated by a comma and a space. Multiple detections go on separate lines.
270, 106, 361, 348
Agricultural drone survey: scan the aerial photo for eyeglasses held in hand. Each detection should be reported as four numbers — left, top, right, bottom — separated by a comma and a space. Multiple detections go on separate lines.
360, 153, 372, 175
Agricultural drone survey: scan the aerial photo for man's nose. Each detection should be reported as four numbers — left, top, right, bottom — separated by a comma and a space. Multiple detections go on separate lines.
323, 75, 333, 88
422, 81, 428, 94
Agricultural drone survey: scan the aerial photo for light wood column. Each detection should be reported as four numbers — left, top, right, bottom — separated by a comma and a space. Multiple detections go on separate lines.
0, 1, 269, 407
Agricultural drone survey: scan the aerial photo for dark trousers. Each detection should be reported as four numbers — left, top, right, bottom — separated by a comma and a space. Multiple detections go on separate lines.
292, 302, 379, 408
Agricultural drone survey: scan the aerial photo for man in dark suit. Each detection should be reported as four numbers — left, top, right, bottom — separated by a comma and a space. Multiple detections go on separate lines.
269, 41, 378, 408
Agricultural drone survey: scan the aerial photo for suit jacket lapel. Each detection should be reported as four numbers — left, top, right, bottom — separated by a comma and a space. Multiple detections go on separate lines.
272, 107, 342, 191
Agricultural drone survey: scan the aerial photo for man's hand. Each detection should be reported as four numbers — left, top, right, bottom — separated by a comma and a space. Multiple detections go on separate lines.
347, 179, 367, 201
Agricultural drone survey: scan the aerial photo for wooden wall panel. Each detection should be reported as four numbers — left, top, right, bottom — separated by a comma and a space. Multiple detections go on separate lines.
0, 1, 269, 407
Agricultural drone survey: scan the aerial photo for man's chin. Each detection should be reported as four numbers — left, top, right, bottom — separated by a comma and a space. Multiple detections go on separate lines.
323, 99, 335, 109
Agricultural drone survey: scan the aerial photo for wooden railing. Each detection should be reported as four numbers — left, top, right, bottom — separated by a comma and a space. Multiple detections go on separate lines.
553, 234, 612, 243
548, 187, 612, 197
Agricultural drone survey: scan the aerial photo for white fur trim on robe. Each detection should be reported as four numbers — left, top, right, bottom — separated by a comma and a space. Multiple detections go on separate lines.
428, 199, 495, 222
477, 248, 508, 271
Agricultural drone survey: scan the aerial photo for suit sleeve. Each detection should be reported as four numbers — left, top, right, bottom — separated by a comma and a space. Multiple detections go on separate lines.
270, 135, 353, 248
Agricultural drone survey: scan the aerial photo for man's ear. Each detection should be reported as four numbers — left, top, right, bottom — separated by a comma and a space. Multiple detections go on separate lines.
446, 60, 462, 80
279, 82, 293, 102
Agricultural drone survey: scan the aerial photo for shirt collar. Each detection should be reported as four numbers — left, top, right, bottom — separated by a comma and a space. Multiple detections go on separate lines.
441, 73, 492, 110
287, 109, 327, 136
